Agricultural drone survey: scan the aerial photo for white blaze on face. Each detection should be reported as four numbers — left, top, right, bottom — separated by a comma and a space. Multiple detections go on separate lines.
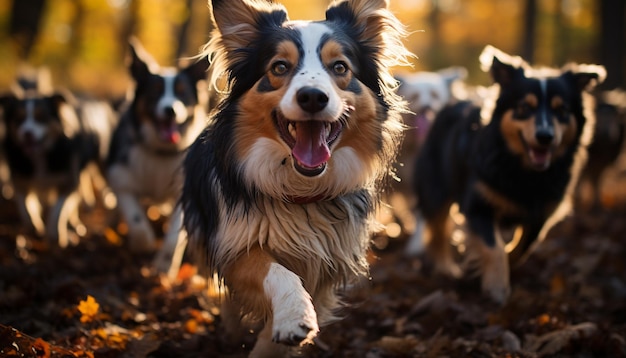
157, 70, 188, 124
538, 78, 550, 129
279, 21, 343, 121
19, 99, 47, 143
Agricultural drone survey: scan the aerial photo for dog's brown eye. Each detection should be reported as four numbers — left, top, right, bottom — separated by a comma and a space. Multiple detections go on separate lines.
271, 61, 289, 76
514, 102, 533, 119
554, 106, 570, 122
332, 61, 348, 75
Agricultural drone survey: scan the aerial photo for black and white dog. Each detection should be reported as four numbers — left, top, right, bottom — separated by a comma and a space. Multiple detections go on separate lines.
0, 78, 116, 247
106, 38, 209, 273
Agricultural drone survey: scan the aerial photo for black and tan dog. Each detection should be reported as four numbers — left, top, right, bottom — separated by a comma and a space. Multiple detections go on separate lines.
410, 45, 605, 303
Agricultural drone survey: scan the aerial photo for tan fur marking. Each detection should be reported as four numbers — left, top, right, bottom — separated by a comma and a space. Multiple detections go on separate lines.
223, 246, 274, 318
500, 109, 533, 157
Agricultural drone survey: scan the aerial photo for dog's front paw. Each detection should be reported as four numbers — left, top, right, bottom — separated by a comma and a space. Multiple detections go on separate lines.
127, 223, 156, 253
271, 297, 319, 346
481, 269, 511, 304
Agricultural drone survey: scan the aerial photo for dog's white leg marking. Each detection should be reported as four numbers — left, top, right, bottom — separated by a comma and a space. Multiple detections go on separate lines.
116, 192, 156, 252
264, 263, 319, 346
47, 191, 81, 247
16, 191, 45, 236
153, 204, 187, 279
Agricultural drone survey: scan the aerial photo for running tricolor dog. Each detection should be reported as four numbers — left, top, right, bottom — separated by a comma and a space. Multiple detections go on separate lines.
411, 45, 605, 303
181, 0, 411, 355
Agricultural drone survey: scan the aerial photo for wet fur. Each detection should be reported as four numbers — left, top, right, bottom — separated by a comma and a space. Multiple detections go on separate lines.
410, 45, 605, 303
181, 0, 411, 356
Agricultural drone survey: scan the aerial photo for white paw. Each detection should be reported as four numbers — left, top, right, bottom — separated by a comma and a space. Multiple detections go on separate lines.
482, 269, 511, 304
271, 294, 319, 346
265, 263, 319, 346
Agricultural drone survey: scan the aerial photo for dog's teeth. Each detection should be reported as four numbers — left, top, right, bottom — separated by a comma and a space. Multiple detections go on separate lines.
288, 122, 296, 138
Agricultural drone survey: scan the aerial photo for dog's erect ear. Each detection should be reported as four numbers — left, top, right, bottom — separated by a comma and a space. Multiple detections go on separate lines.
182, 56, 210, 84
210, 0, 288, 52
560, 64, 607, 92
480, 45, 526, 88
48, 93, 81, 138
128, 37, 158, 82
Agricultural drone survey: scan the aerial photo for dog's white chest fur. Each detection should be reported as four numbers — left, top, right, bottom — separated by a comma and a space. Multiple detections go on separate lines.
108, 146, 182, 203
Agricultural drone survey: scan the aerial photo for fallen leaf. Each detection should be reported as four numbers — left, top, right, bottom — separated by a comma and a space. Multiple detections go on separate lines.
78, 295, 100, 323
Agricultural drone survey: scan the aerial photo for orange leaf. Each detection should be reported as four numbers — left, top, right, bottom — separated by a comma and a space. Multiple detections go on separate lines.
78, 295, 100, 323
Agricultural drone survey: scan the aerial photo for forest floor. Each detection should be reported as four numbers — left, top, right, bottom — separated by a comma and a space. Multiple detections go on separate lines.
1, 164, 626, 358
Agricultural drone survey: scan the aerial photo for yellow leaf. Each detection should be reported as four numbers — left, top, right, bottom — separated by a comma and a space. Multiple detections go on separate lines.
78, 295, 100, 323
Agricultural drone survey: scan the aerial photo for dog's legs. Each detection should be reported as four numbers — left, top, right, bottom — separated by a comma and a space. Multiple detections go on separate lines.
47, 190, 81, 247
225, 246, 319, 356
153, 204, 187, 279
464, 224, 510, 304
249, 324, 289, 358
15, 191, 45, 236
425, 206, 461, 278
116, 192, 156, 252
405, 211, 426, 256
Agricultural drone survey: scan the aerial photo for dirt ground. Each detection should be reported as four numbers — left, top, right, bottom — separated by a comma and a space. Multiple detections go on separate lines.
1, 162, 626, 358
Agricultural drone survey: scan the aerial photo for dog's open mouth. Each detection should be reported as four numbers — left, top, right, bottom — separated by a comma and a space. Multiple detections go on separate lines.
518, 131, 553, 170
274, 110, 346, 177
528, 146, 552, 169
157, 122, 181, 144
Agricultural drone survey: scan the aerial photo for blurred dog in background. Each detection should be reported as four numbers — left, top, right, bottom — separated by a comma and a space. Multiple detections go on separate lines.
380, 67, 467, 241
410, 45, 605, 303
105, 38, 209, 276
0, 68, 116, 247
576, 89, 626, 210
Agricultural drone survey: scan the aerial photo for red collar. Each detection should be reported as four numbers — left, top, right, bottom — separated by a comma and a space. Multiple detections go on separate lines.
285, 194, 328, 204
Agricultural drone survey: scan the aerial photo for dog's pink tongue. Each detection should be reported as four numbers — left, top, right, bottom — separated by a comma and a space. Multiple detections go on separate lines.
292, 121, 330, 168
160, 124, 181, 144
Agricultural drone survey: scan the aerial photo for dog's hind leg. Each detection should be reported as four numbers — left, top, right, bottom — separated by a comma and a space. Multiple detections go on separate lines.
225, 246, 319, 356
425, 205, 462, 278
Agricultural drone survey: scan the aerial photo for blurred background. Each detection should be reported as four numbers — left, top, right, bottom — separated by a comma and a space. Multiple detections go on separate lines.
0, 0, 624, 98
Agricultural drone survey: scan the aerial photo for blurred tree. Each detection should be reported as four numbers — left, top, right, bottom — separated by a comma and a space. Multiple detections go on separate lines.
9, 0, 47, 59
521, 0, 536, 62
599, 0, 625, 89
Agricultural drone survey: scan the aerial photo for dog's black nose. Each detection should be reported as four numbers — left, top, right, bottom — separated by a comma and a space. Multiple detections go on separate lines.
162, 106, 176, 118
297, 86, 328, 113
535, 128, 554, 145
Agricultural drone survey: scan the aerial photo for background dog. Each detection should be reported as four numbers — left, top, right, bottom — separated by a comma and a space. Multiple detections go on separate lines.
0, 76, 116, 247
410, 45, 605, 303
105, 38, 209, 274
180, 0, 412, 355
383, 66, 467, 240
577, 89, 626, 210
